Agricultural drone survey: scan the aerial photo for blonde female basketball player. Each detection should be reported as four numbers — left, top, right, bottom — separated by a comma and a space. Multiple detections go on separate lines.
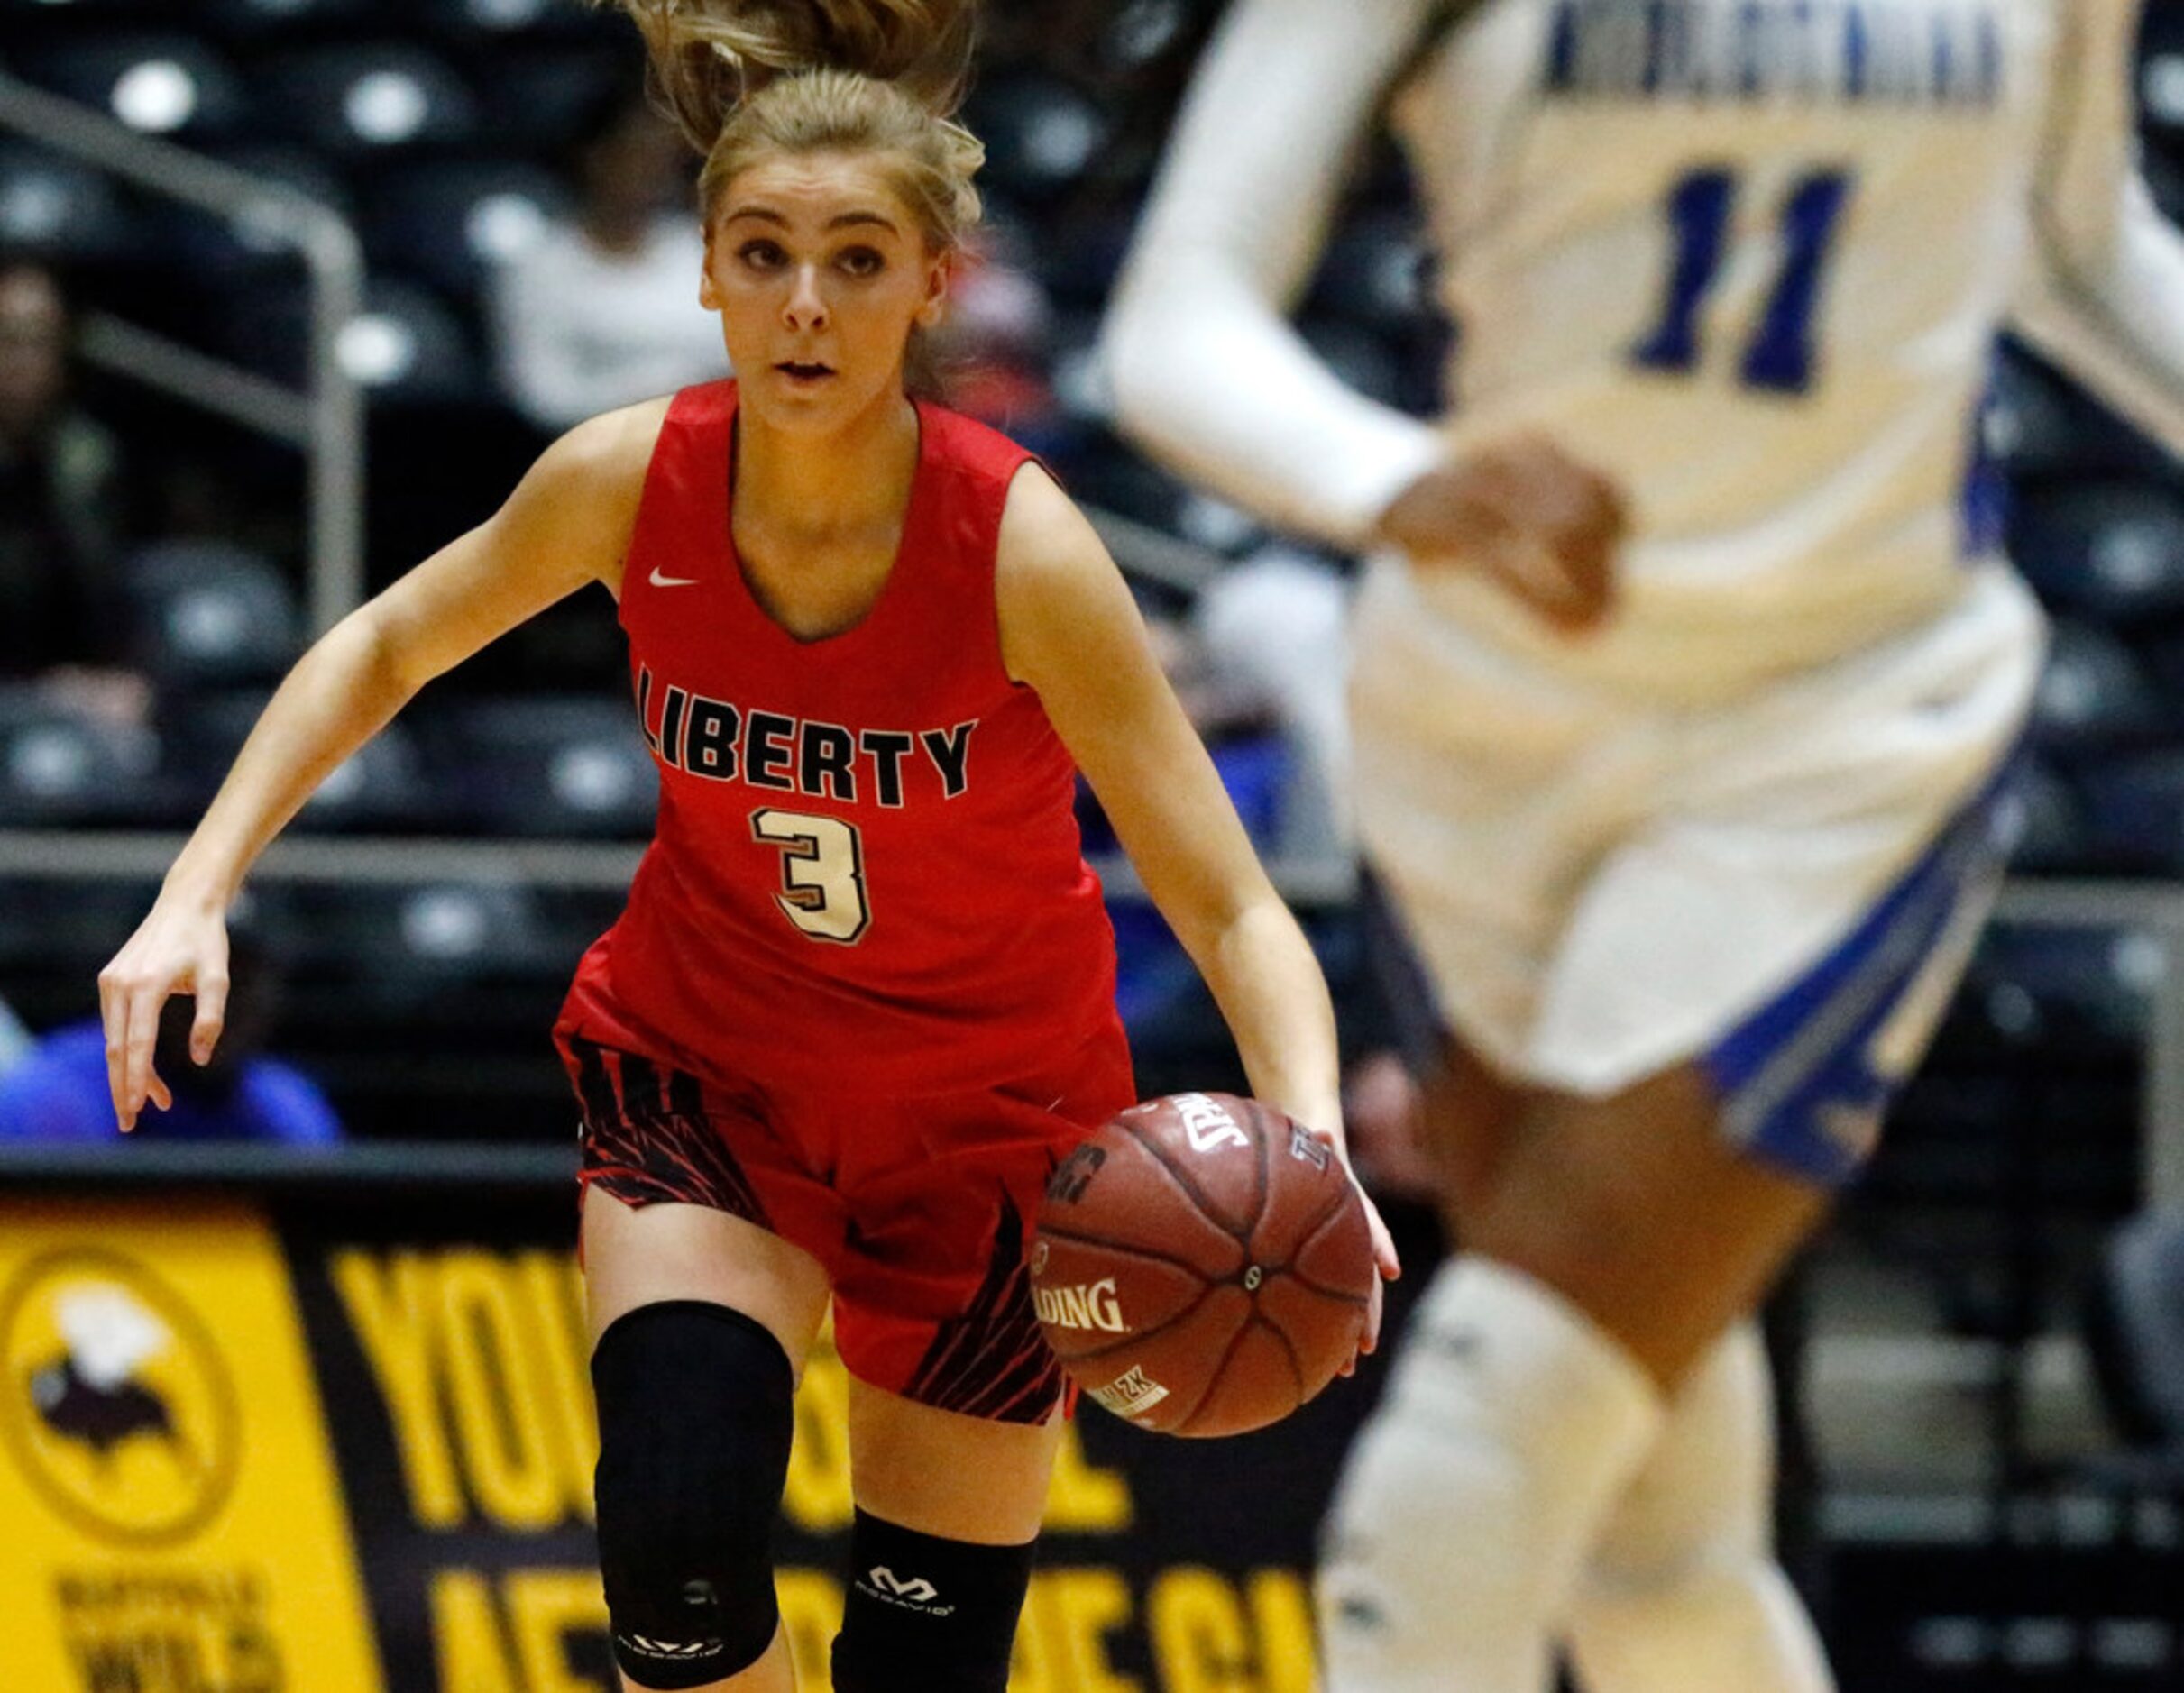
1106, 2, 2184, 1688
96, 5, 1401, 1689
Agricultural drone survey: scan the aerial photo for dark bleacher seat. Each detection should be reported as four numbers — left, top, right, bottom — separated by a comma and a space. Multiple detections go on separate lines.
281, 876, 559, 1018
2137, 4, 2184, 138
2030, 620, 2168, 756
125, 540, 302, 690
0, 0, 164, 22
416, 0, 621, 46
1309, 212, 1433, 336
253, 42, 480, 160
0, 874, 159, 1027
165, 690, 455, 833
23, 33, 248, 143
472, 43, 627, 158
196, 0, 377, 47
1300, 316, 1407, 410
2078, 751, 2184, 874
298, 725, 439, 834
2011, 482, 2184, 623
0, 692, 166, 828
1066, 430, 1190, 533
2085, 1212, 2184, 1464
1985, 344, 2161, 480
2007, 758, 2096, 875
0, 144, 133, 262
1964, 924, 2159, 1057
966, 73, 1109, 205
367, 156, 571, 301
427, 694, 656, 838
219, 271, 484, 400
142, 144, 355, 292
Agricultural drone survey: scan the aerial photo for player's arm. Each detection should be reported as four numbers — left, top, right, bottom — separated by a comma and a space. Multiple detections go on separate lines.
2012, 0, 2184, 455
997, 466, 1399, 1314
1100, 0, 1461, 549
98, 399, 665, 1128
997, 469, 1344, 1130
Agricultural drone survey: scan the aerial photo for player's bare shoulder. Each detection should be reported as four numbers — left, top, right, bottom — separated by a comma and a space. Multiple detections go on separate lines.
995, 461, 1114, 608
518, 396, 675, 600
994, 461, 1125, 686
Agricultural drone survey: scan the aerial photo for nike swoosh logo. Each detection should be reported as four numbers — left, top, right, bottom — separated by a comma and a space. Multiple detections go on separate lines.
648, 568, 700, 588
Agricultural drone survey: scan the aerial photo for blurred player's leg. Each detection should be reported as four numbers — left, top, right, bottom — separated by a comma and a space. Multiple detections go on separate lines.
1565, 1322, 1834, 1692
1390, 1030, 1831, 1690
1317, 1255, 1664, 1691
1319, 1061, 1825, 1691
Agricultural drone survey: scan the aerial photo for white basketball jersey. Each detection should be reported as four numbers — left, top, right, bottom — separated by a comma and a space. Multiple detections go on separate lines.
1382, 0, 2057, 696
1107, 0, 2184, 707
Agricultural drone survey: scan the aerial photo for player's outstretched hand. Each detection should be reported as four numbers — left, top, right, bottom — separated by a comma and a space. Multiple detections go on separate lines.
1379, 435, 1630, 633
97, 898, 230, 1132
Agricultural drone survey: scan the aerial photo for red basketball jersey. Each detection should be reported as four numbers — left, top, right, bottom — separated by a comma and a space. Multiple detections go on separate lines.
557, 380, 1122, 1094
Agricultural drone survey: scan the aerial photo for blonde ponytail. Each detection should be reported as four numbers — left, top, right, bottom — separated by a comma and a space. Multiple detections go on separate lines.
596, 1, 985, 254
601, 0, 977, 151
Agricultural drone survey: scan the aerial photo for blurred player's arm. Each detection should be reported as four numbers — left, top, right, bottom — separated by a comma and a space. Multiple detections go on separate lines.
1101, 0, 1460, 549
2013, 0, 2184, 454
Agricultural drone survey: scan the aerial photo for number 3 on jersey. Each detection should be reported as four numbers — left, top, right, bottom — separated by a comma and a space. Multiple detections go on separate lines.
1633, 167, 1854, 396
753, 808, 869, 942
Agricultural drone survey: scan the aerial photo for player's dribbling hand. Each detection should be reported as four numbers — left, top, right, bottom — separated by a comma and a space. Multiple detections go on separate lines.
97, 899, 230, 1132
1378, 435, 1630, 633
1306, 1125, 1401, 1377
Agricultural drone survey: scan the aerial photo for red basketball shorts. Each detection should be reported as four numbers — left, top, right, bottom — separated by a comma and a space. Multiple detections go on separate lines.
557, 1019, 1136, 1424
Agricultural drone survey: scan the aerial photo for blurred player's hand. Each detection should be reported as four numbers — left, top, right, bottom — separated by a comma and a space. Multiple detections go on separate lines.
1379, 435, 1629, 633
97, 901, 230, 1131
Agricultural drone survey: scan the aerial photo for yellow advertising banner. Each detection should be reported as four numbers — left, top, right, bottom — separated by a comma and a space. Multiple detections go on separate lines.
0, 1199, 383, 1693
0, 1194, 1331, 1690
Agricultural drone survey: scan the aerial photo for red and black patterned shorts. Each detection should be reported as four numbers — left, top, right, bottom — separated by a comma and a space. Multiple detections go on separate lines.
558, 1022, 1135, 1424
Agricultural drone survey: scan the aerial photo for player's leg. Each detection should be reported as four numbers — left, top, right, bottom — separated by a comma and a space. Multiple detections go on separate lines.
1323, 576, 2035, 1690
1395, 1015, 1831, 1691
562, 1034, 840, 1693
828, 1380, 1061, 1691
1414, 1027, 1526, 1228
585, 1189, 832, 1693
819, 1027, 1135, 1690
1565, 1321, 1834, 1693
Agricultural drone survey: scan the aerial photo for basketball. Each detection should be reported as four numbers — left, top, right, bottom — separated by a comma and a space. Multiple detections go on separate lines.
1032, 1091, 1377, 1437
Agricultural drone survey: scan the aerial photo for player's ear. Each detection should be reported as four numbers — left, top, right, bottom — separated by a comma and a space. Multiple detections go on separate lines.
700, 227, 722, 312
914, 250, 950, 331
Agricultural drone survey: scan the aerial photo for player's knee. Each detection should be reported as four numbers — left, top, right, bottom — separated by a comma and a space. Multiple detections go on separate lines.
830, 1510, 1034, 1692
592, 1302, 796, 1689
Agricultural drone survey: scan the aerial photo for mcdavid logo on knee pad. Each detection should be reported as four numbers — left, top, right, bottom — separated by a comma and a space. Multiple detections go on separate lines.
615, 1634, 727, 1665
858, 1566, 957, 1616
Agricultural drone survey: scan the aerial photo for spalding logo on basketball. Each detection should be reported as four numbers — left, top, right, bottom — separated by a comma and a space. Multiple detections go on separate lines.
1032, 1092, 1376, 1437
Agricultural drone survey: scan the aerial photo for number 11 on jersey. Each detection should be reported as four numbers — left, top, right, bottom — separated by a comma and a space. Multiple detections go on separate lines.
1632, 166, 1855, 396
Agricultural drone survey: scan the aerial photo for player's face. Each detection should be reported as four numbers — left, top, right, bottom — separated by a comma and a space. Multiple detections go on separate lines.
702, 151, 948, 434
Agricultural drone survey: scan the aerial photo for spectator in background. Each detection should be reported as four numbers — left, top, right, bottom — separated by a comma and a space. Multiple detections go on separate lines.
0, 254, 148, 725
0, 922, 337, 1144
486, 83, 730, 433
930, 217, 1067, 452
1191, 543, 1354, 862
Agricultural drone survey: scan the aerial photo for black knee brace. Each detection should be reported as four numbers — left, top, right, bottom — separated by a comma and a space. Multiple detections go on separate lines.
592, 1301, 795, 1690
830, 1509, 1036, 1692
